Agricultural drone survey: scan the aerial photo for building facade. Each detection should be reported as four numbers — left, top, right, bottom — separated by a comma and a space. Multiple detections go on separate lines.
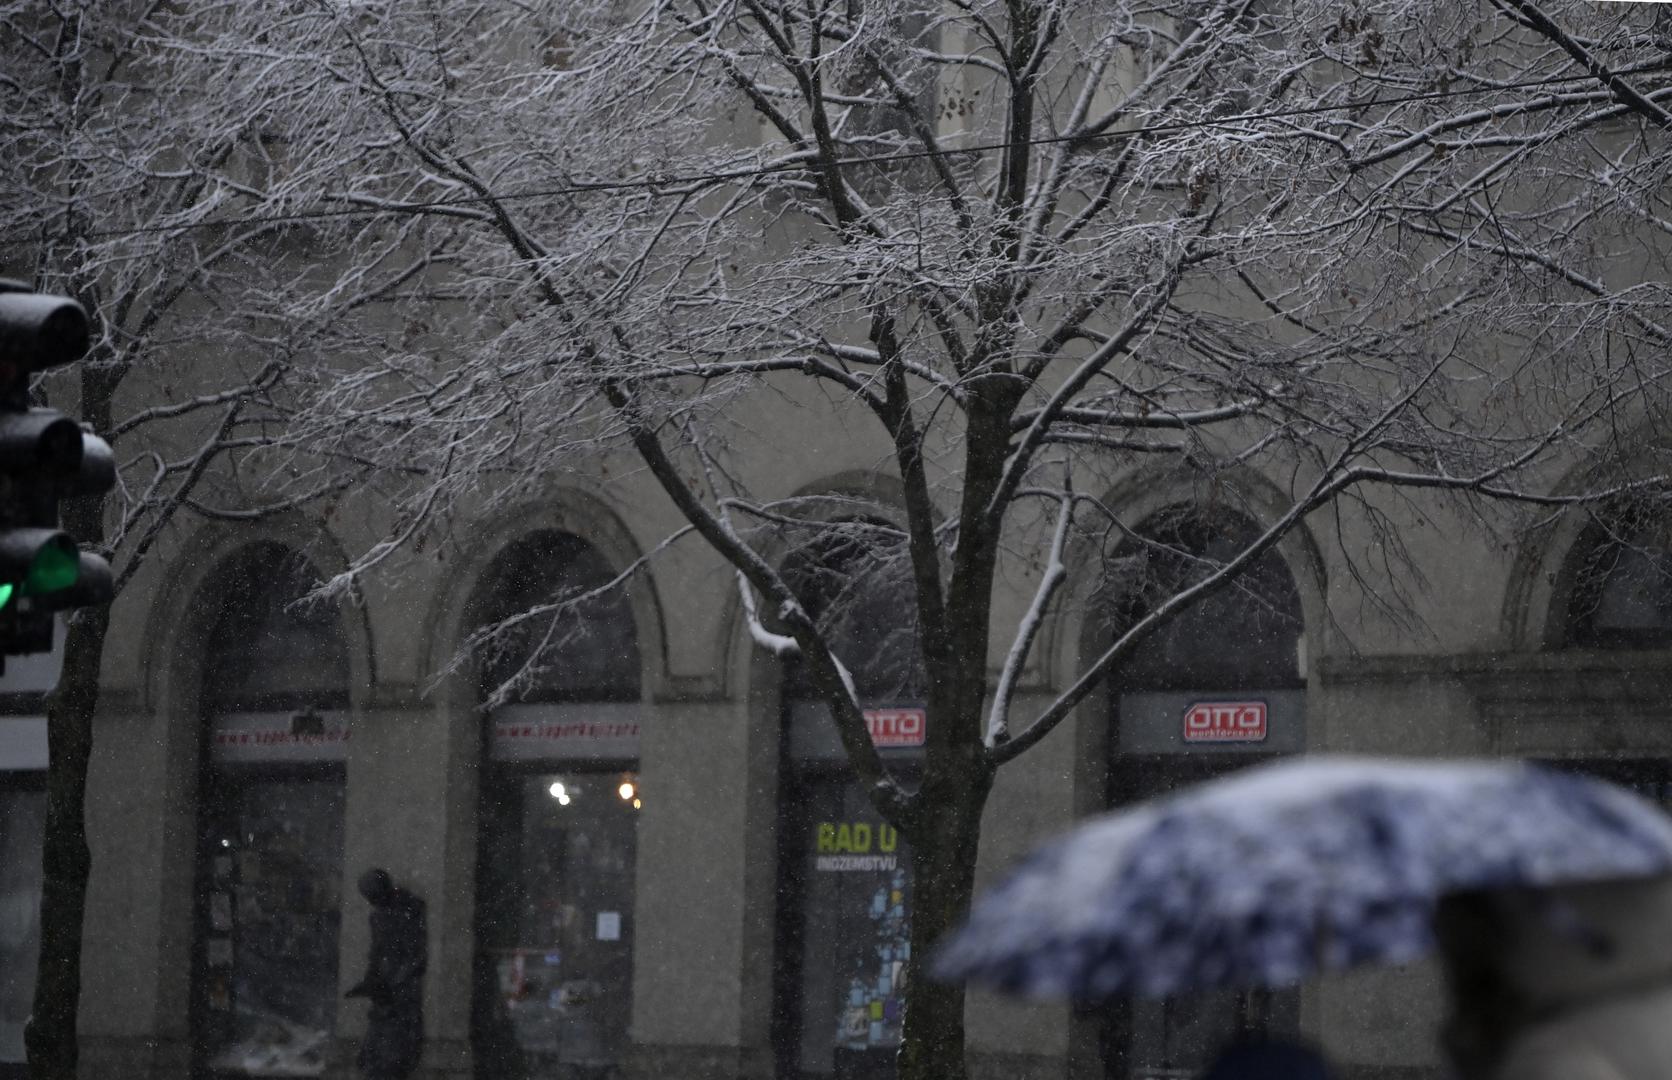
1, 441, 1668, 1080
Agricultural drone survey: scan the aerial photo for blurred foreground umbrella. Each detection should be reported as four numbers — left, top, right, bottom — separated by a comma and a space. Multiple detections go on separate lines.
934, 757, 1672, 999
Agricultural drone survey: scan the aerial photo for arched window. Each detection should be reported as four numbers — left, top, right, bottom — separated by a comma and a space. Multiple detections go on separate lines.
779, 520, 925, 705
191, 543, 351, 1079
202, 541, 351, 712
469, 530, 641, 1079
473, 530, 641, 703
1560, 506, 1672, 648
1104, 508, 1304, 693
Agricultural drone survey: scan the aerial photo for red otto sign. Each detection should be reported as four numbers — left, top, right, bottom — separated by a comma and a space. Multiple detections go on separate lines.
1182, 701, 1267, 743
865, 707, 926, 748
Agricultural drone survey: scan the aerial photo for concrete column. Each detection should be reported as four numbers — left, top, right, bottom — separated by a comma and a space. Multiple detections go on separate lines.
624, 694, 777, 1080
77, 691, 200, 1080
967, 689, 1080, 1080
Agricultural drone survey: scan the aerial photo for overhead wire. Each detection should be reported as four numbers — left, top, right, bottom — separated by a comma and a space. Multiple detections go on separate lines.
6, 66, 1668, 247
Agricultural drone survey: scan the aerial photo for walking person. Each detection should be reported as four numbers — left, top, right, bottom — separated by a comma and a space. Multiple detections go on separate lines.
346, 868, 427, 1080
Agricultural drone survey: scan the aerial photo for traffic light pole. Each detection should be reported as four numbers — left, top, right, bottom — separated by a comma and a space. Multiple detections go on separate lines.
0, 282, 118, 1080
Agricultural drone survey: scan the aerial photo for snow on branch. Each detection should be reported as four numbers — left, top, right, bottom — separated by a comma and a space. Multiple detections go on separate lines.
987, 484, 1074, 747
738, 571, 801, 658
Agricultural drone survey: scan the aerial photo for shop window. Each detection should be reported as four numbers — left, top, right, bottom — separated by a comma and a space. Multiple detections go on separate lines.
1560, 506, 1672, 648
474, 531, 640, 704
1101, 508, 1305, 1080
779, 520, 926, 703
0, 619, 57, 1076
0, 779, 44, 1074
191, 544, 351, 1078
774, 517, 922, 1080
468, 530, 641, 1080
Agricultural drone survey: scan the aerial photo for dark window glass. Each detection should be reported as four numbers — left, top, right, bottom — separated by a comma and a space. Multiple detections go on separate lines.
474, 771, 638, 1075
0, 785, 44, 1065
193, 544, 350, 1078
1564, 508, 1672, 648
778, 775, 911, 1080
780, 521, 925, 704
473, 532, 640, 703
196, 778, 345, 1076
202, 542, 351, 712
1102, 509, 1303, 693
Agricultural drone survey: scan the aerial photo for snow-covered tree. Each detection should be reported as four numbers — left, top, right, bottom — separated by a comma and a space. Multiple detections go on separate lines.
0, 3, 420, 1074
187, 0, 1672, 1075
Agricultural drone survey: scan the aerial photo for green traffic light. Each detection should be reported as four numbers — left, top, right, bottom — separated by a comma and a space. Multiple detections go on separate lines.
22, 542, 78, 596
0, 582, 12, 609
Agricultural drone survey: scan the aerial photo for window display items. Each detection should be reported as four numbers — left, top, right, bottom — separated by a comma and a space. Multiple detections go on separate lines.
837, 869, 910, 1052
476, 772, 637, 1078
198, 779, 345, 1077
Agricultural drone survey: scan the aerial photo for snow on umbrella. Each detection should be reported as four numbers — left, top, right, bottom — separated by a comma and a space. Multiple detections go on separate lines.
934, 756, 1672, 1000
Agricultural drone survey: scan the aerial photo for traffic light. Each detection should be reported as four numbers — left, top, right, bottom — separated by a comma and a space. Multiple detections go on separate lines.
0, 281, 116, 655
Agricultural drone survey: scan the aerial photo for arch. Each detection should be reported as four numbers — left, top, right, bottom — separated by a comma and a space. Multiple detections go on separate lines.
467, 529, 643, 704
140, 514, 374, 720
180, 529, 361, 1077
456, 509, 651, 1079
1552, 502, 1672, 649
1099, 505, 1307, 693
1501, 438, 1672, 651
1054, 463, 1329, 700
198, 539, 354, 712
1071, 468, 1320, 1080
420, 491, 666, 708
777, 516, 926, 704
762, 471, 927, 1080
132, 515, 372, 1054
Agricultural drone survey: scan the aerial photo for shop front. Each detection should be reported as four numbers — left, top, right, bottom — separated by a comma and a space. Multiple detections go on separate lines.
0, 716, 45, 1079
465, 529, 643, 1080
189, 544, 352, 1079
774, 702, 922, 1080
0, 623, 61, 1079
1101, 509, 1308, 1080
194, 712, 348, 1077
1107, 693, 1305, 1080
472, 705, 640, 1080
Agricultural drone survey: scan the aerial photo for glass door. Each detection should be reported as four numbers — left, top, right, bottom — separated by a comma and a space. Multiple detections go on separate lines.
1106, 755, 1296, 1080
474, 769, 638, 1079
776, 773, 912, 1080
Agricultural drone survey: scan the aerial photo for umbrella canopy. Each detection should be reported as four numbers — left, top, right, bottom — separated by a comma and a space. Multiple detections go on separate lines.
934, 756, 1672, 1000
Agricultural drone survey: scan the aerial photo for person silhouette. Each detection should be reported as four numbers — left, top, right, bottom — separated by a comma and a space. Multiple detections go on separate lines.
346, 868, 426, 1080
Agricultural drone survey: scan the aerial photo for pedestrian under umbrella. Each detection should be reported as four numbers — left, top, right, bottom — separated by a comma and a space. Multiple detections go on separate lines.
935, 757, 1672, 999
1436, 874, 1672, 1080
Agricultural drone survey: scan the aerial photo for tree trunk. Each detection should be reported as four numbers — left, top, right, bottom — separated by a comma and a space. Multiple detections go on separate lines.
897, 758, 993, 1080
25, 604, 109, 1080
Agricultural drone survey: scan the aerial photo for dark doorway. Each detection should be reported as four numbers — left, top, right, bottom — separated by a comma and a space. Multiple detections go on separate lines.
189, 544, 351, 1079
